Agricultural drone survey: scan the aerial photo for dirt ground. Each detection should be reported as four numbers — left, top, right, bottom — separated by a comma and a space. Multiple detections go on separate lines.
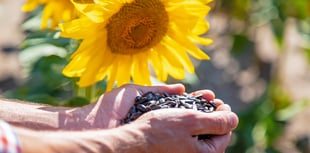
1, 0, 310, 152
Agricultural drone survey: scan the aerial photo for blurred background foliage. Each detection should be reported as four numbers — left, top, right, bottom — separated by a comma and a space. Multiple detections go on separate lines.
1, 0, 310, 152
211, 0, 310, 152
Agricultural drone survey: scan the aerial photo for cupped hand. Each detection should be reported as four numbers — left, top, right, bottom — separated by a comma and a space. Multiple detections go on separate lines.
79, 84, 185, 129
120, 89, 238, 153
73, 83, 233, 131
118, 107, 238, 153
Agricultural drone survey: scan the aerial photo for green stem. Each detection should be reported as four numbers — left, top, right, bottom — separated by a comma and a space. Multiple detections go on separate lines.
85, 85, 93, 101
74, 83, 80, 98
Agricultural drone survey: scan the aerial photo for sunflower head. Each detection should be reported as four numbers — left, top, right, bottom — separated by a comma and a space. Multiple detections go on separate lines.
60, 0, 213, 90
22, 0, 78, 29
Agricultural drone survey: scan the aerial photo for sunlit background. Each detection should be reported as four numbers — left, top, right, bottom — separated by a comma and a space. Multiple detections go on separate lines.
0, 0, 310, 152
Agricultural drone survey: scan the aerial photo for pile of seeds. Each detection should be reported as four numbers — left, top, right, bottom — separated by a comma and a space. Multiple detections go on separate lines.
121, 91, 217, 139
121, 91, 217, 124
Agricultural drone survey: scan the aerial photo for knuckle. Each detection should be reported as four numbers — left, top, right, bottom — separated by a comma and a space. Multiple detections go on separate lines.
214, 113, 230, 132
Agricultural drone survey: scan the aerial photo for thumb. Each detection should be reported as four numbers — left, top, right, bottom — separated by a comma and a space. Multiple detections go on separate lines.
190, 111, 239, 135
138, 109, 238, 135
138, 83, 185, 95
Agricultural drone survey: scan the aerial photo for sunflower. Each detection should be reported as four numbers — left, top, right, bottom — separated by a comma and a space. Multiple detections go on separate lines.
22, 0, 78, 29
60, 0, 213, 90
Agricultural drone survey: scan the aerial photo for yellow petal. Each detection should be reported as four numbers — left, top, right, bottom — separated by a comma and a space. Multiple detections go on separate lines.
132, 53, 151, 85
96, 51, 115, 81
149, 49, 168, 81
199, 0, 213, 4
162, 36, 195, 73
167, 24, 210, 60
71, 0, 134, 23
60, 17, 101, 39
184, 1, 210, 17
162, 55, 185, 80
77, 48, 106, 87
192, 19, 210, 35
62, 55, 88, 77
63, 30, 106, 77
22, 0, 42, 12
115, 55, 133, 87
156, 43, 185, 79
106, 60, 118, 91
189, 35, 213, 46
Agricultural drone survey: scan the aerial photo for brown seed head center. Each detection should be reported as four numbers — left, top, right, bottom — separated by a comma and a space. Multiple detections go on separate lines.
106, 0, 169, 55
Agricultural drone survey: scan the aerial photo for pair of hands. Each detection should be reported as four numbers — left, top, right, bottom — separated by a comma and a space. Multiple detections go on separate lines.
69, 84, 238, 153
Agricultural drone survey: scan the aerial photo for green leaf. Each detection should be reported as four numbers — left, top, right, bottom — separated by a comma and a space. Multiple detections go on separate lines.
305, 48, 310, 64
231, 34, 254, 56
63, 97, 90, 107
276, 100, 310, 121
4, 55, 74, 105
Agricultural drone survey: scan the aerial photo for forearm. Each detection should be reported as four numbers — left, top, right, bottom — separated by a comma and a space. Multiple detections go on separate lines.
14, 125, 139, 153
0, 98, 63, 130
0, 98, 95, 130
14, 127, 52, 153
72, 124, 148, 153
15, 126, 86, 153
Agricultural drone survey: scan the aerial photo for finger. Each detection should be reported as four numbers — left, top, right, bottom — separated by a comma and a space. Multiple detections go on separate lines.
216, 104, 231, 111
138, 83, 185, 95
213, 99, 231, 111
191, 91, 230, 112
196, 132, 232, 153
189, 111, 238, 135
213, 98, 224, 106
191, 89, 215, 102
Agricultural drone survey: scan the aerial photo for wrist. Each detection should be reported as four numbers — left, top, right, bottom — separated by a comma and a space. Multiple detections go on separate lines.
15, 127, 54, 153
75, 123, 150, 153
16, 126, 115, 153
110, 122, 150, 153
60, 103, 95, 130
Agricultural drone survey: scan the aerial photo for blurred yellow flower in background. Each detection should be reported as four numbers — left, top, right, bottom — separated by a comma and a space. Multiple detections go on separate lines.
60, 0, 213, 90
22, 0, 78, 29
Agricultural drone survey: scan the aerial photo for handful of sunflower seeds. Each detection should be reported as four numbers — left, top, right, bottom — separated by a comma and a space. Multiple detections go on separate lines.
121, 91, 217, 140
121, 91, 217, 124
